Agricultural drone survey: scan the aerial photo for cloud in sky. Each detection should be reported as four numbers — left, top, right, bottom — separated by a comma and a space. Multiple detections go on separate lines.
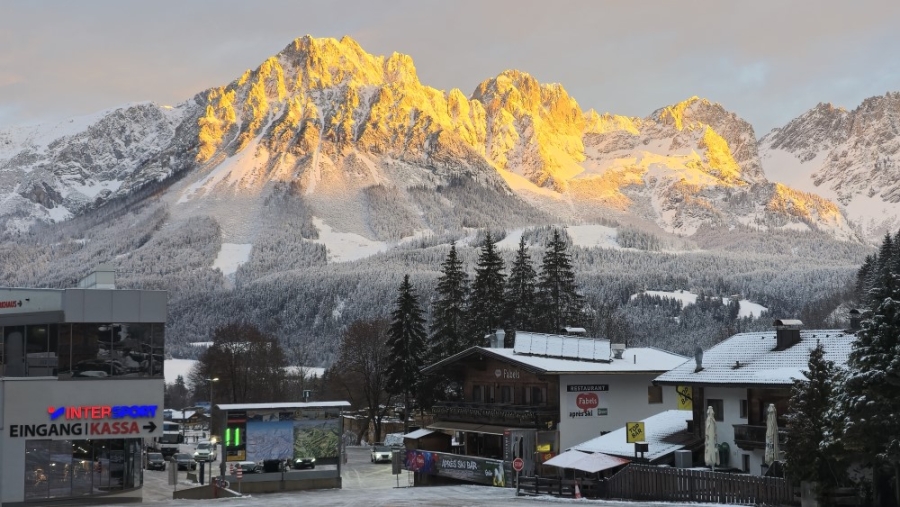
2, 0, 900, 134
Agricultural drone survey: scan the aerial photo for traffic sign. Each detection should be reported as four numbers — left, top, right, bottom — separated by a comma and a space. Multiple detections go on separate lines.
512, 457, 524, 472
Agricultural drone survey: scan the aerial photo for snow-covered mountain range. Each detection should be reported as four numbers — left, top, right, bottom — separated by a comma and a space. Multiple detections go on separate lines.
0, 35, 884, 246
759, 93, 900, 240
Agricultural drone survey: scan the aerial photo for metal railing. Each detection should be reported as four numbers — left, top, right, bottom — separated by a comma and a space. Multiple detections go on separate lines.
432, 402, 557, 428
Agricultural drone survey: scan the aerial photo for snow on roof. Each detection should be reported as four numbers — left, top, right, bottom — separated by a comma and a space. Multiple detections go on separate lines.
513, 331, 612, 362
171, 410, 196, 421
216, 401, 350, 411
403, 429, 436, 440
480, 347, 687, 374
574, 410, 696, 461
655, 329, 856, 386
544, 449, 630, 473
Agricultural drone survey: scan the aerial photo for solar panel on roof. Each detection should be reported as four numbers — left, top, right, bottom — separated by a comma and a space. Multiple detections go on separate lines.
513, 332, 611, 362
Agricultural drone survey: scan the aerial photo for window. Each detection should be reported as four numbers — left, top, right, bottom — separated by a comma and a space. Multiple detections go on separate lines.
472, 385, 484, 403
707, 399, 724, 421
526, 386, 547, 406
742, 454, 750, 472
740, 399, 748, 419
648, 385, 663, 404
25, 438, 142, 501
500, 386, 512, 404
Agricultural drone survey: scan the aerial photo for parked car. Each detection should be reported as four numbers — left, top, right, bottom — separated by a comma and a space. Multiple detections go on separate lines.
371, 444, 392, 463
233, 461, 262, 474
292, 457, 316, 469
192, 441, 217, 462
173, 453, 197, 471
146, 452, 166, 471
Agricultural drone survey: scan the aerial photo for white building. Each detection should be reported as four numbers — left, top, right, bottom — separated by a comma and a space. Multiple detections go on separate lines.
653, 319, 856, 475
0, 269, 166, 506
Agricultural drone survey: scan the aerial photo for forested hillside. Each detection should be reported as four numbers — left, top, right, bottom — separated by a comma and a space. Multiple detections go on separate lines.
0, 199, 869, 365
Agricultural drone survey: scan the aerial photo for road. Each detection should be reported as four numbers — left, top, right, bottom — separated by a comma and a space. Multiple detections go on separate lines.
136, 445, 739, 507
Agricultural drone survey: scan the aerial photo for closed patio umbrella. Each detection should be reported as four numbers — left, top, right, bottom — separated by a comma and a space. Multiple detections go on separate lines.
765, 403, 780, 465
704, 405, 719, 470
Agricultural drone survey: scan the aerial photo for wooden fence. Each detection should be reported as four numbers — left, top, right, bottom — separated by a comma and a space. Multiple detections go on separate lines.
518, 463, 793, 506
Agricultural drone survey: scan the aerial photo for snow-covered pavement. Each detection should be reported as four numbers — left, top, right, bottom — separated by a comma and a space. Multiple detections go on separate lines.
127, 446, 741, 507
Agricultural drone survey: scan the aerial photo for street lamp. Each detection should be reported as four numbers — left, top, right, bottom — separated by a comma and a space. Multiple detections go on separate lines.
205, 377, 219, 432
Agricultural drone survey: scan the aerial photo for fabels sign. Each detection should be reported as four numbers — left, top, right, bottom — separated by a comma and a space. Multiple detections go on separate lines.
575, 393, 599, 411
567, 384, 609, 418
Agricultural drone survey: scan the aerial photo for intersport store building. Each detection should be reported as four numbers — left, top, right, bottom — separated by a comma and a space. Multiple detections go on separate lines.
0, 269, 165, 506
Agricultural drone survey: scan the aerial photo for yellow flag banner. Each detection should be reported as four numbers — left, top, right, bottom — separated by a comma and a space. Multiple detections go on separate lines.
677, 386, 693, 410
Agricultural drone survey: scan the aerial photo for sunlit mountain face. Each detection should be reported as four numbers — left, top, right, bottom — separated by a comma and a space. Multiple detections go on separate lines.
0, 35, 869, 243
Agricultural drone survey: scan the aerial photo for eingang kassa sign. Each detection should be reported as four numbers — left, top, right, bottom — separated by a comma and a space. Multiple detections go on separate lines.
8, 404, 158, 438
3, 379, 163, 440
404, 450, 507, 487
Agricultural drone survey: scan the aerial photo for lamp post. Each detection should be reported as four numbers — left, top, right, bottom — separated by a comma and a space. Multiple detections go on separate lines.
205, 377, 219, 433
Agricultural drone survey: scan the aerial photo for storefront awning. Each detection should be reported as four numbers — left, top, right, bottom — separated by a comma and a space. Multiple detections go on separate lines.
427, 421, 517, 435
543, 449, 630, 473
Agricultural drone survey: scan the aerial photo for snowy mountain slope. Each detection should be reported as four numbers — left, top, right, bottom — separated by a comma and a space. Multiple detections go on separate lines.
760, 94, 900, 240
0, 35, 864, 251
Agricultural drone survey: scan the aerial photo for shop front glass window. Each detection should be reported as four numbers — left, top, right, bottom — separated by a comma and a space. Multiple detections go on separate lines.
24, 440, 50, 500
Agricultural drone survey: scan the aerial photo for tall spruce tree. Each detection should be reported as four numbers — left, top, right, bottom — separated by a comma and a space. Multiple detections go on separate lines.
504, 236, 538, 338
840, 230, 900, 506
430, 243, 469, 359
785, 342, 843, 494
386, 274, 428, 434
466, 232, 506, 346
535, 229, 584, 332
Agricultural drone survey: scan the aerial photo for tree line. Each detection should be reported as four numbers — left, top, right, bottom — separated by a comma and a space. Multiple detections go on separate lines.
785, 230, 900, 505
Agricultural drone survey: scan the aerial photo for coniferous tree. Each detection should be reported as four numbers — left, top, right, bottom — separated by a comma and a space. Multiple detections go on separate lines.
466, 232, 506, 346
386, 274, 427, 434
504, 236, 538, 338
840, 231, 900, 506
429, 243, 469, 359
535, 229, 584, 332
785, 342, 843, 495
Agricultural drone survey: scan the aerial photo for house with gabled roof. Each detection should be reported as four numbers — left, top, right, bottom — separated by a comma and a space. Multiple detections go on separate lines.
653, 319, 856, 475
411, 330, 687, 485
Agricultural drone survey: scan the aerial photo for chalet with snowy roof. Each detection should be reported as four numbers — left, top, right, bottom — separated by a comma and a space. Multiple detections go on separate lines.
653, 319, 856, 475
412, 330, 687, 486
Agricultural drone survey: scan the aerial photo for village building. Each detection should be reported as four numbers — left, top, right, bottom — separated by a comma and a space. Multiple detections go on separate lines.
405, 330, 686, 486
0, 266, 166, 506
653, 319, 856, 475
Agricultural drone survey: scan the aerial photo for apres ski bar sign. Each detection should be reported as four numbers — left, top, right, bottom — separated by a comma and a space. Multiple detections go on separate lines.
8, 404, 158, 438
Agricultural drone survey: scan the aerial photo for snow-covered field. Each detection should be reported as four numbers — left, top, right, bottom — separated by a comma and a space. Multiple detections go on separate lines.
164, 359, 324, 386
213, 243, 253, 276
631, 289, 767, 318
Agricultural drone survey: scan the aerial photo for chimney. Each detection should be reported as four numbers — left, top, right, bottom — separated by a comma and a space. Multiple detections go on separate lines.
849, 309, 862, 331
611, 343, 626, 359
773, 319, 803, 351
486, 329, 506, 348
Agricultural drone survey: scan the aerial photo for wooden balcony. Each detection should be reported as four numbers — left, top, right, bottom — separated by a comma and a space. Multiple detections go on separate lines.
432, 402, 557, 429
732, 424, 787, 451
